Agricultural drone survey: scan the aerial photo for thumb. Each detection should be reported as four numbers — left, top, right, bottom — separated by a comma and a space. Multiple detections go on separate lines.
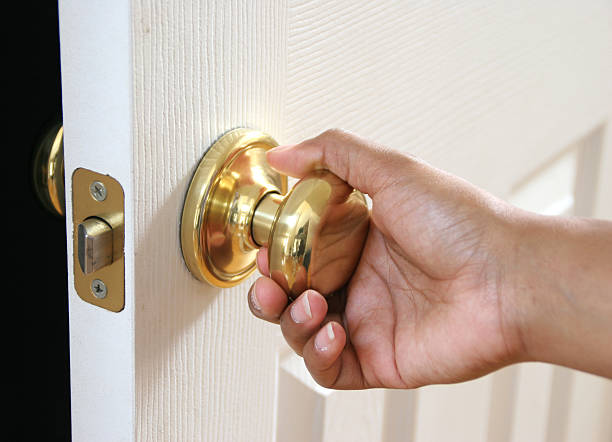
266, 129, 406, 196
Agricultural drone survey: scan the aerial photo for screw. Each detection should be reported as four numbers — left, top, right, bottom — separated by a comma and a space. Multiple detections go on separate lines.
90, 181, 107, 201
91, 279, 108, 299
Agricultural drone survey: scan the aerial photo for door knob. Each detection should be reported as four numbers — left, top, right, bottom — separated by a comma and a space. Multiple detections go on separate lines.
181, 128, 369, 298
33, 123, 65, 216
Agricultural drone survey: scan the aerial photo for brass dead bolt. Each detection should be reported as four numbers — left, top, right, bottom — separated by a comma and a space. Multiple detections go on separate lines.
181, 128, 370, 298
77, 217, 113, 274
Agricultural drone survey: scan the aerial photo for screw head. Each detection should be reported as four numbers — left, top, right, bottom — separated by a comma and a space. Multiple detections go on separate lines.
91, 279, 108, 299
90, 181, 107, 201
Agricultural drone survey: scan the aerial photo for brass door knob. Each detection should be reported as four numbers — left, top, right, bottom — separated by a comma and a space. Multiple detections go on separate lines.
181, 128, 369, 298
33, 123, 65, 216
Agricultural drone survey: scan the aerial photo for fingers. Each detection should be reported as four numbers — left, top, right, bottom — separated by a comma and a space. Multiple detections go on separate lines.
256, 247, 269, 275
279, 290, 328, 355
266, 128, 408, 196
248, 277, 331, 354
248, 281, 332, 357
302, 322, 365, 389
247, 281, 367, 389
248, 277, 288, 324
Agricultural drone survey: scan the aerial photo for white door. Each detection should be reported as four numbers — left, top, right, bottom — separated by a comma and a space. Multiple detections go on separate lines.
59, 1, 612, 441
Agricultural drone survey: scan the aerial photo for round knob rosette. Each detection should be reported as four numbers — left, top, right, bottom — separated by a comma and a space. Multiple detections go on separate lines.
181, 128, 370, 298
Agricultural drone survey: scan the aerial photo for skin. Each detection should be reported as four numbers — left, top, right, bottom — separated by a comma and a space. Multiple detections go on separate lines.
247, 129, 612, 389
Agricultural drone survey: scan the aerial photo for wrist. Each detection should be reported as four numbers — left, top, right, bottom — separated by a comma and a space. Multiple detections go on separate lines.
505, 212, 612, 375
504, 211, 563, 363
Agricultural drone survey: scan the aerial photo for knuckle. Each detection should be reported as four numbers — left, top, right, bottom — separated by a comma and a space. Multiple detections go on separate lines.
304, 358, 337, 389
308, 363, 342, 389
313, 375, 334, 389
319, 127, 352, 141
282, 334, 304, 357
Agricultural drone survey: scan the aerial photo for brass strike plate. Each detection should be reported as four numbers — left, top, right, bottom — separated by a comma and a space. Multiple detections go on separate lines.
72, 168, 125, 312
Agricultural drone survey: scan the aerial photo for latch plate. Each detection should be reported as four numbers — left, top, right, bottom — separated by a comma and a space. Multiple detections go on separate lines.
72, 168, 125, 312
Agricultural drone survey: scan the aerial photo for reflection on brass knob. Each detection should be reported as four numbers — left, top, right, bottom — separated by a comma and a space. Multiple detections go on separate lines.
181, 128, 369, 298
33, 123, 65, 216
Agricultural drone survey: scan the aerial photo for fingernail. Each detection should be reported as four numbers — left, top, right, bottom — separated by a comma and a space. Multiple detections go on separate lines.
315, 323, 335, 352
250, 281, 261, 312
290, 292, 312, 323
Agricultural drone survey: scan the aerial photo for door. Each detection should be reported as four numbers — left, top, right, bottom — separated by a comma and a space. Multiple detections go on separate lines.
58, 1, 612, 441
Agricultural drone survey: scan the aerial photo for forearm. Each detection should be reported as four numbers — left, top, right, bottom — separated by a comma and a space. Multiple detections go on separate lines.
510, 213, 612, 377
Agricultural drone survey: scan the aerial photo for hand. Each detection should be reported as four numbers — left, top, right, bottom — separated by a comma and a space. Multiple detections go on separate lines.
246, 129, 525, 389
247, 129, 612, 388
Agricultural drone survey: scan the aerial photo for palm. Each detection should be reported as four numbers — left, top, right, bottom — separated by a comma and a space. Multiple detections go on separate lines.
343, 189, 515, 388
